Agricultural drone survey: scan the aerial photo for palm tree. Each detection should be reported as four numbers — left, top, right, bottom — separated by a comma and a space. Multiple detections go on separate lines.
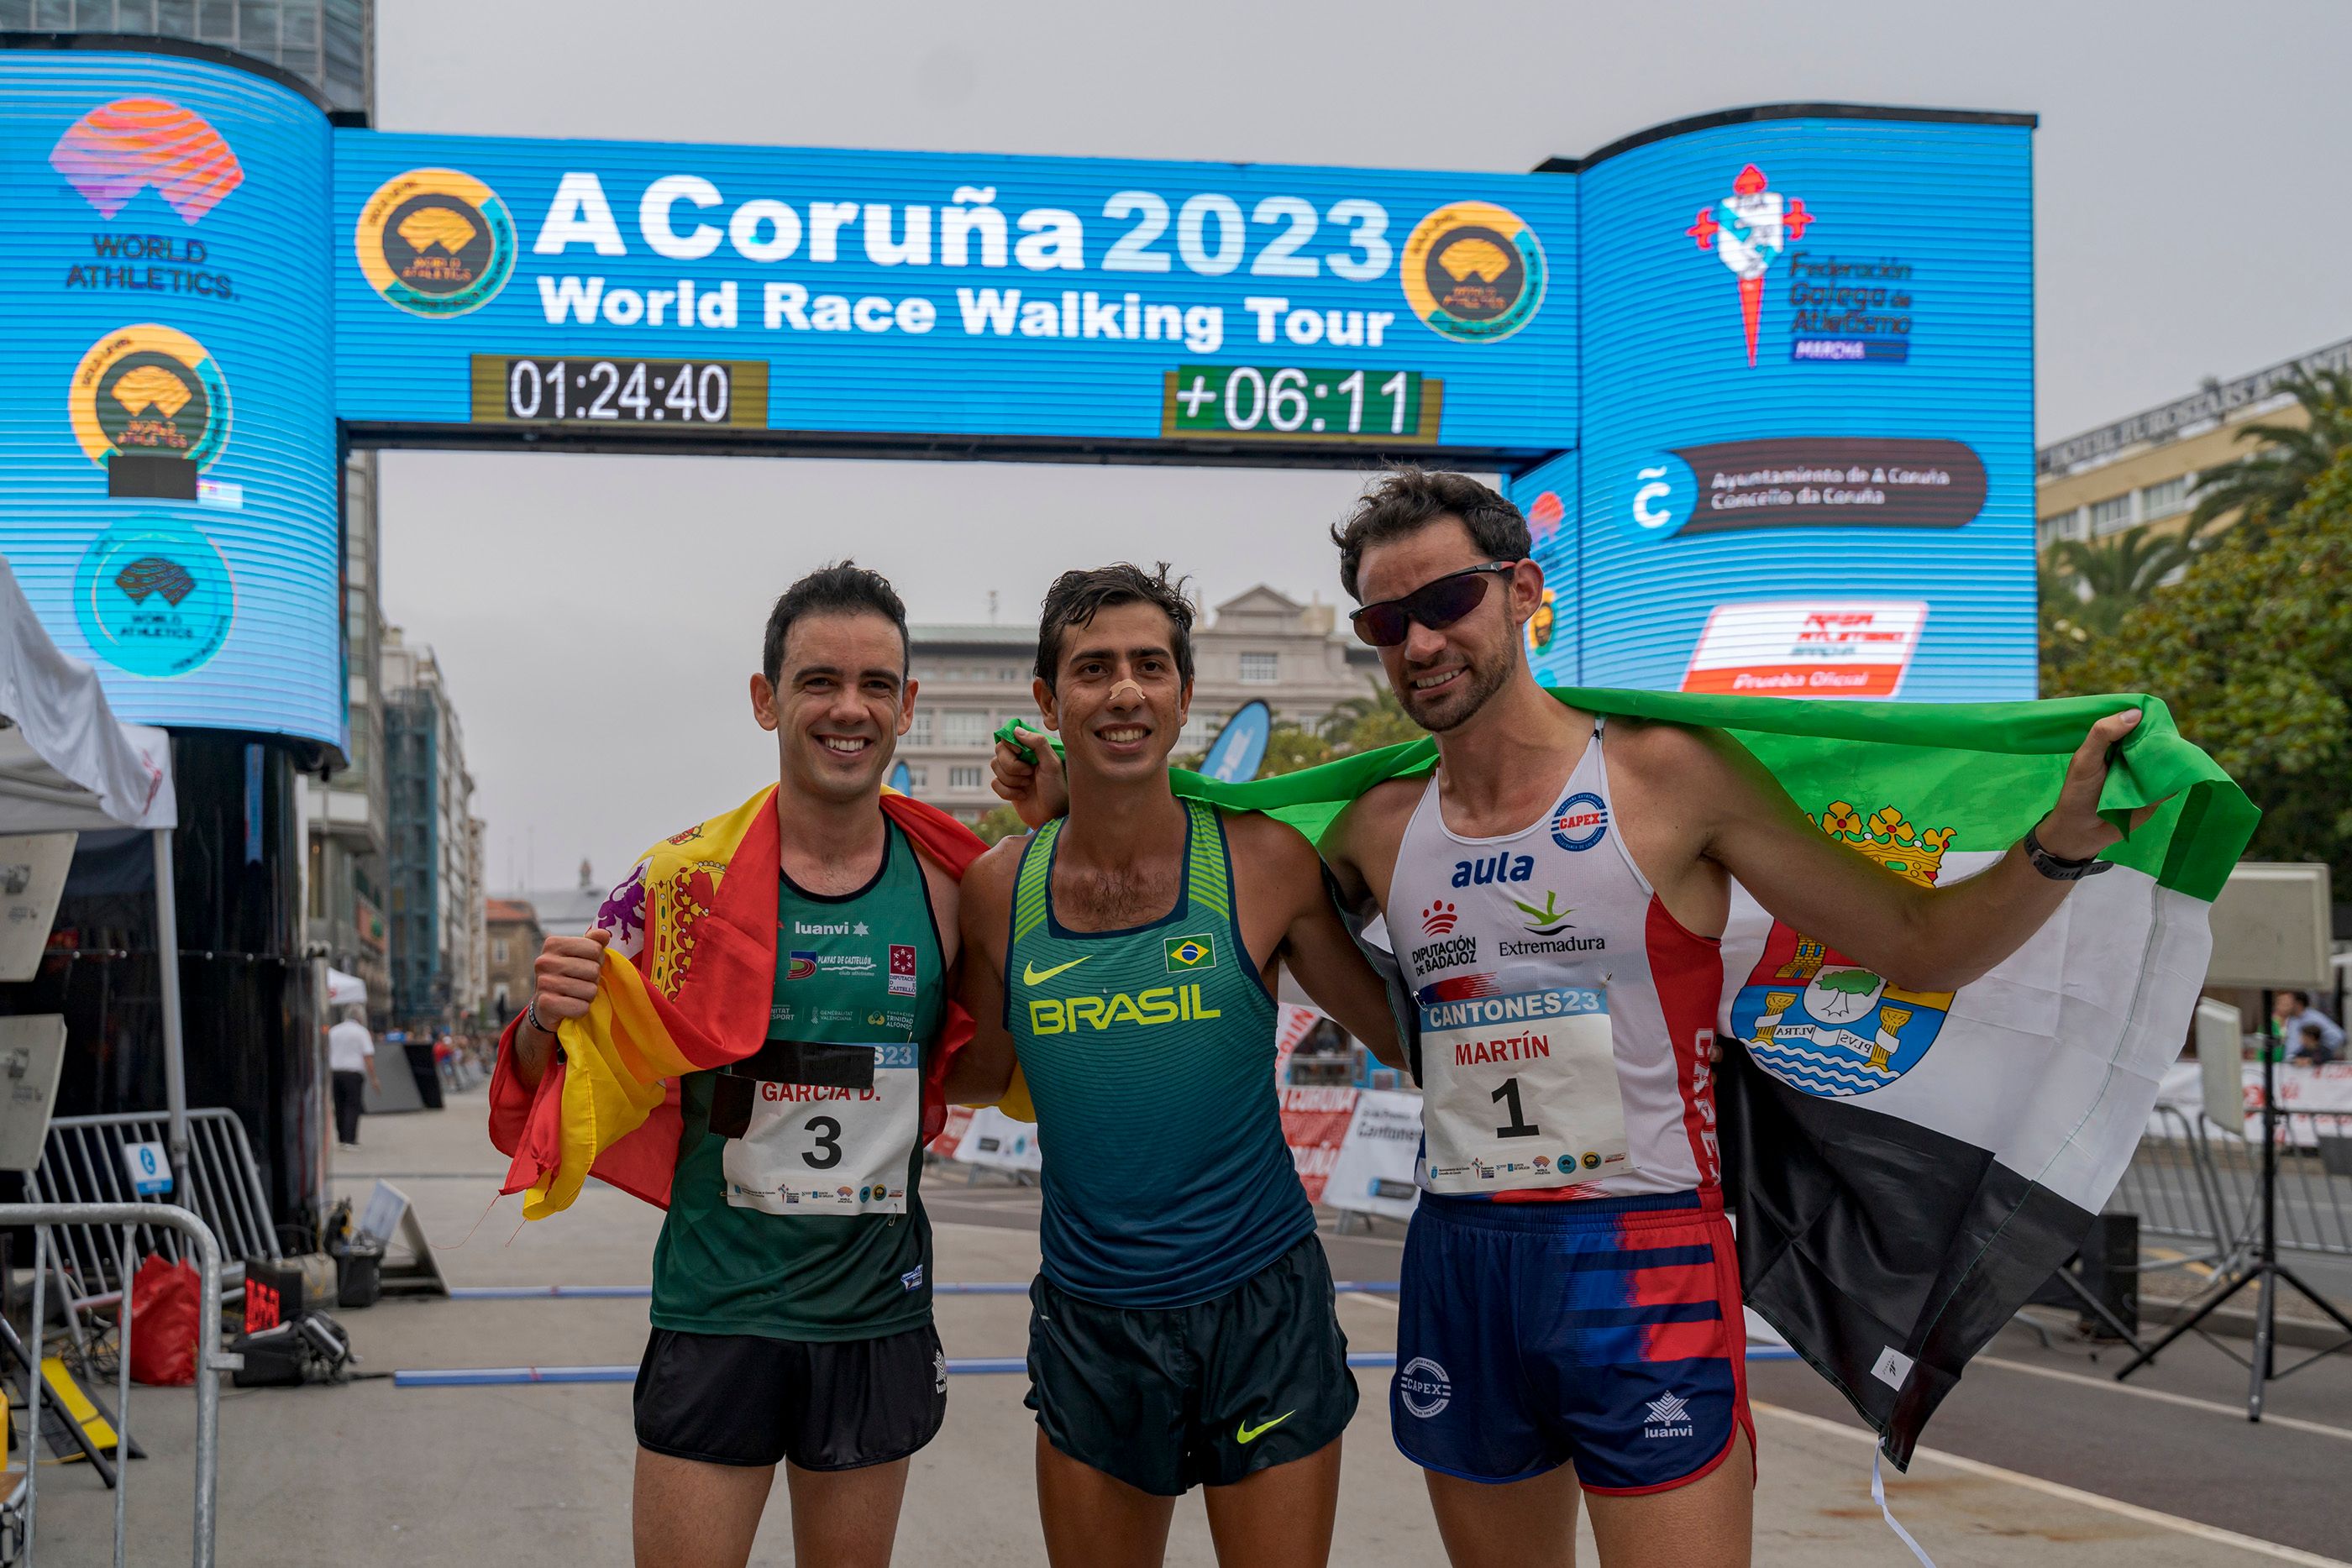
1317, 687, 1420, 754
2187, 366, 2352, 539
2050, 523, 2194, 637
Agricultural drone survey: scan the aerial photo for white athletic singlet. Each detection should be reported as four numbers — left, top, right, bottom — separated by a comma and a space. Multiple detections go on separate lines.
1390, 719, 1725, 1200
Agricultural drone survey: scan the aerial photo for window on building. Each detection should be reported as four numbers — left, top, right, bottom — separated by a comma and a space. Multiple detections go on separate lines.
1001, 667, 1023, 682
2035, 510, 2087, 550
942, 710, 994, 747
492, 937, 509, 963
2139, 476, 2190, 521
907, 767, 927, 791
2089, 495, 2135, 536
949, 766, 983, 792
907, 709, 932, 746
1240, 653, 1279, 685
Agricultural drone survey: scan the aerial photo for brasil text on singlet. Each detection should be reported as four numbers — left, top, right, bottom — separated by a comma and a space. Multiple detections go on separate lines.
1386, 718, 1725, 1198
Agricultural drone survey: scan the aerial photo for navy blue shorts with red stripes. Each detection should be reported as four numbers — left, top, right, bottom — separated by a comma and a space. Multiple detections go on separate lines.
1391, 1188, 1756, 1494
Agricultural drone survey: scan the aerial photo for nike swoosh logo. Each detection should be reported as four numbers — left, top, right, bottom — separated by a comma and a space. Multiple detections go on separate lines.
1235, 1411, 1294, 1444
1021, 957, 1091, 986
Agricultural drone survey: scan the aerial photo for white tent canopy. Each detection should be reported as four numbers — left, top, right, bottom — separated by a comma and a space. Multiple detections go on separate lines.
0, 554, 190, 1183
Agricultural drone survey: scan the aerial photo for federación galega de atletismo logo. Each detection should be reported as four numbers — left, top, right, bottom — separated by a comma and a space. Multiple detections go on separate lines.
1402, 202, 1546, 343
1683, 164, 1814, 366
71, 324, 231, 473
355, 168, 517, 317
73, 517, 235, 678
1729, 802, 1955, 1097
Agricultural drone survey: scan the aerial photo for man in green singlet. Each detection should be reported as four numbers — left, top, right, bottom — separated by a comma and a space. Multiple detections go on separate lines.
952, 563, 1403, 1568
511, 564, 962, 1568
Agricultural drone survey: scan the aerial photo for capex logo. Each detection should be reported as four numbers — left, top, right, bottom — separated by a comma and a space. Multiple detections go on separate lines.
71, 324, 231, 473
1402, 202, 1545, 343
73, 518, 235, 678
356, 169, 517, 317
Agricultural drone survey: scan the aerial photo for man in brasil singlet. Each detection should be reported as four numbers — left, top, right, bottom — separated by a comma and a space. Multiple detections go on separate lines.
953, 564, 1401, 1568
1310, 469, 2154, 1568
509, 565, 963, 1568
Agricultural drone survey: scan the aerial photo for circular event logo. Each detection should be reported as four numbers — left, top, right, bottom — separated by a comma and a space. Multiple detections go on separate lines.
355, 168, 517, 317
1526, 586, 1558, 654
74, 518, 235, 678
1401, 202, 1546, 343
70, 324, 231, 472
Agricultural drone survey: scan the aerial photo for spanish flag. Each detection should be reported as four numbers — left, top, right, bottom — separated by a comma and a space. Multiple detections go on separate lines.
486, 785, 985, 1218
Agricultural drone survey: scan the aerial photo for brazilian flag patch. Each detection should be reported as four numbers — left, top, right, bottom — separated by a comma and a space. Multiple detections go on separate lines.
1164, 933, 1216, 973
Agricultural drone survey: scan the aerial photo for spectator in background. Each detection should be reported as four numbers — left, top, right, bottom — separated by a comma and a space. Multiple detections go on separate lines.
2272, 991, 2344, 1060
2292, 1021, 2339, 1067
328, 1006, 381, 1149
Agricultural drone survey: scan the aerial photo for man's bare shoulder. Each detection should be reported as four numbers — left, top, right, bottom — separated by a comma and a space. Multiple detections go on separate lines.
958, 835, 1028, 933
1216, 806, 1322, 872
1601, 716, 1747, 779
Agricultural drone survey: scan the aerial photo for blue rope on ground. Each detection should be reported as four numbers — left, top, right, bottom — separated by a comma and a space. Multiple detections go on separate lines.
446, 1281, 1404, 1300
392, 1345, 1795, 1387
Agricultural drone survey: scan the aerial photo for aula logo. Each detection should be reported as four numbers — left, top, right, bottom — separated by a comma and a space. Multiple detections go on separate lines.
1451, 852, 1534, 888
1551, 793, 1609, 852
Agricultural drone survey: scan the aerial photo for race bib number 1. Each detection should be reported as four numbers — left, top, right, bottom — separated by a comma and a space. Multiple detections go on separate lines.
1419, 986, 1629, 1195
722, 1041, 920, 1215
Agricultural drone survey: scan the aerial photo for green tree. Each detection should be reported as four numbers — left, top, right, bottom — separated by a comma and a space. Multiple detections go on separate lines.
2054, 447, 2352, 880
1257, 721, 1336, 777
1318, 686, 1421, 755
973, 805, 1030, 847
2050, 522, 2202, 636
2187, 366, 2352, 543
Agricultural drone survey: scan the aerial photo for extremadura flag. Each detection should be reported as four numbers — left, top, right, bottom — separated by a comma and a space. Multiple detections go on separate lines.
1163, 688, 2257, 1467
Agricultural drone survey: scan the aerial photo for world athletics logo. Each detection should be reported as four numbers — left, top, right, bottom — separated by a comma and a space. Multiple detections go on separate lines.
50, 97, 243, 223
73, 518, 235, 679
1401, 202, 1545, 344
70, 324, 231, 473
355, 168, 517, 317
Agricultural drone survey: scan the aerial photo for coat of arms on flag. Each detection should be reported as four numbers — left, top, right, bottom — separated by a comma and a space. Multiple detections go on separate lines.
1730, 800, 1956, 1098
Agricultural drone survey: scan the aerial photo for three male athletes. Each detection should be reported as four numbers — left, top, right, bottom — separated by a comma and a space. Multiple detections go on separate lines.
508, 467, 2143, 1568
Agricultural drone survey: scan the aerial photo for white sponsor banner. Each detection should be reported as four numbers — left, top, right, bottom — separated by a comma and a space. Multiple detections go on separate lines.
2154, 1057, 2352, 1146
1324, 1088, 1424, 1221
1681, 600, 1926, 700
950, 1104, 1042, 1172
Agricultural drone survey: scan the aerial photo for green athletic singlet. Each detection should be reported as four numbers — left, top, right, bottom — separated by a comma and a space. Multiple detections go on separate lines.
652, 823, 945, 1341
1005, 799, 1309, 1308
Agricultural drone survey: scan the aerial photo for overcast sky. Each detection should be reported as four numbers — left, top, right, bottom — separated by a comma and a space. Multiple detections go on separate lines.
368, 0, 2352, 890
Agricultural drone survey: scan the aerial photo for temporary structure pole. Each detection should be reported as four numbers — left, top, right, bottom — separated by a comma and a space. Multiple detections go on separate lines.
152, 826, 192, 1194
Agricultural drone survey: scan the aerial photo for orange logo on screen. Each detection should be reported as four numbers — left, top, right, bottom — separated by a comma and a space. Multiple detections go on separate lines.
50, 98, 244, 223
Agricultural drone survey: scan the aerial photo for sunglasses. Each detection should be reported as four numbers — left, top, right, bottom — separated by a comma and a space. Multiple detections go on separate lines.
1349, 561, 1520, 648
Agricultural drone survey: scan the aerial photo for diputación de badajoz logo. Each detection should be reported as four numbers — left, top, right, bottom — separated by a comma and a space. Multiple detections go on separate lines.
356, 168, 517, 317
73, 517, 235, 678
71, 324, 232, 472
50, 97, 244, 223
1401, 202, 1546, 343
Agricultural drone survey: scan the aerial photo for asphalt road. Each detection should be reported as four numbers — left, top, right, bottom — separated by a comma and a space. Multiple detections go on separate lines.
932, 1172, 2352, 1561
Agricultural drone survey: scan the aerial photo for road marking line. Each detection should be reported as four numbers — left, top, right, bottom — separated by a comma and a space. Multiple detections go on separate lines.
1346, 1291, 1400, 1313
1752, 1401, 2351, 1567
1975, 1355, 2352, 1445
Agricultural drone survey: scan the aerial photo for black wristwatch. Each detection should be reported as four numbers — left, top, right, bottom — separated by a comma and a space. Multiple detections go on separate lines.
2024, 823, 2112, 882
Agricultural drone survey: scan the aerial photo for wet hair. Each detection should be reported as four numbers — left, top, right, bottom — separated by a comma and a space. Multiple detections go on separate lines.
762, 561, 909, 684
1330, 466, 1531, 601
1035, 563, 1194, 691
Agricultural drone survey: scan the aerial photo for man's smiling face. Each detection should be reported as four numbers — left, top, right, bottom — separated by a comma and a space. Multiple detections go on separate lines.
753, 610, 911, 803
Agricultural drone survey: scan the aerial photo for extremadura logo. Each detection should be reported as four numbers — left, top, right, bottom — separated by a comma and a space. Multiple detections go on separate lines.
70, 324, 230, 472
1401, 202, 1546, 343
356, 168, 517, 317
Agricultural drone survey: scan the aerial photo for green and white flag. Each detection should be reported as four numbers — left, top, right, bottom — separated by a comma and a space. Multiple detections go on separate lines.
1167, 688, 2258, 1466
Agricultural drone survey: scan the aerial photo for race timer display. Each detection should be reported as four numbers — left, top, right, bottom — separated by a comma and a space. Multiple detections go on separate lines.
468, 355, 769, 430
1161, 364, 1441, 444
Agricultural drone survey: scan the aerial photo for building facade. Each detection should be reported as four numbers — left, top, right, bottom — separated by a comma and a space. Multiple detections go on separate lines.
482, 898, 543, 1023
0, 0, 372, 111
381, 628, 486, 1033
299, 454, 390, 1011
2036, 336, 2350, 553
900, 585, 1382, 821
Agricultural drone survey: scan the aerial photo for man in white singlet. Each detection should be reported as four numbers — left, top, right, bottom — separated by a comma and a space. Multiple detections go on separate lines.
992, 471, 2150, 1568
1308, 468, 2151, 1568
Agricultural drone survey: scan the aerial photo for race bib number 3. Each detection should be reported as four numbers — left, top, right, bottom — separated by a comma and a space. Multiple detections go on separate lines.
722, 1041, 920, 1215
1419, 987, 1628, 1195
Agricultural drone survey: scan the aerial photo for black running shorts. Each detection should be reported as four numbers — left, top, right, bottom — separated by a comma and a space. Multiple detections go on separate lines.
1026, 1233, 1357, 1497
633, 1323, 946, 1471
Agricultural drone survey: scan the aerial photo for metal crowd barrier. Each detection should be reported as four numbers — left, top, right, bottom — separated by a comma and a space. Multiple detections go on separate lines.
5, 1203, 236, 1568
26, 1112, 281, 1346
2110, 1101, 2352, 1262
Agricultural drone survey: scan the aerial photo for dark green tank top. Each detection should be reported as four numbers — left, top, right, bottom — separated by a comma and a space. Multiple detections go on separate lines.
652, 822, 945, 1341
1005, 799, 1310, 1308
